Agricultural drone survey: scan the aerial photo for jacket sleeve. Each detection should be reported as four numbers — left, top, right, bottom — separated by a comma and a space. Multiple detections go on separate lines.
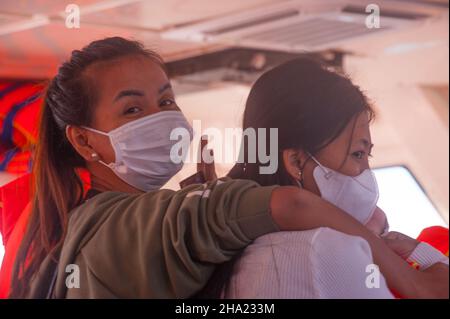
78, 178, 279, 298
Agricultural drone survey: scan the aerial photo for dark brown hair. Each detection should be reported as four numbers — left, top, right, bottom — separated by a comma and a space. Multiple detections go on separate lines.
10, 37, 165, 298
198, 57, 375, 298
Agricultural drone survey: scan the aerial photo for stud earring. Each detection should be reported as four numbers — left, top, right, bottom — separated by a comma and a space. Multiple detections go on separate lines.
91, 153, 99, 161
297, 168, 304, 187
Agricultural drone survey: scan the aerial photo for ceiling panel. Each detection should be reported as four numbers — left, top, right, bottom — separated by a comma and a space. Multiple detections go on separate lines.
0, 21, 211, 79
0, 0, 282, 78
0, 13, 24, 25
0, 0, 100, 15
80, 0, 285, 30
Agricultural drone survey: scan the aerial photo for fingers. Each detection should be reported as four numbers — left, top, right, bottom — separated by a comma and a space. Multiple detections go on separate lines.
382, 231, 415, 241
382, 231, 420, 259
382, 231, 402, 240
197, 135, 217, 181
382, 236, 399, 248
382, 238, 400, 251
197, 135, 210, 171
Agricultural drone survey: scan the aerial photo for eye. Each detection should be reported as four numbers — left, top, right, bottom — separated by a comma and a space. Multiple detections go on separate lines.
124, 106, 142, 115
159, 98, 175, 108
352, 151, 365, 159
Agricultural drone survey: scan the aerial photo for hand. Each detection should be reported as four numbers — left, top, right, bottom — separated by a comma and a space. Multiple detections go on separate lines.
419, 263, 450, 299
197, 135, 217, 182
383, 231, 449, 298
382, 231, 420, 260
366, 206, 388, 236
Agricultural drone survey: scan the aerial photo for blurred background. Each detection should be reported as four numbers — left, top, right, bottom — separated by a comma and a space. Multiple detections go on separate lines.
0, 0, 448, 264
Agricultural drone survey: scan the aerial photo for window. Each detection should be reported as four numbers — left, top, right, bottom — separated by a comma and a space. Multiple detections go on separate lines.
373, 166, 447, 238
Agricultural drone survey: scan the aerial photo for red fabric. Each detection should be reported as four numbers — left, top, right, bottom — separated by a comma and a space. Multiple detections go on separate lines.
0, 80, 42, 298
0, 173, 32, 299
0, 150, 32, 174
0, 202, 32, 298
0, 170, 90, 298
416, 226, 449, 257
0, 82, 41, 149
0, 81, 42, 175
0, 174, 31, 246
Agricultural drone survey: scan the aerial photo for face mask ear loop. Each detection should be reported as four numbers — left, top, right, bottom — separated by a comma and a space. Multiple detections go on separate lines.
307, 152, 333, 179
82, 126, 110, 136
98, 159, 115, 169
82, 126, 115, 169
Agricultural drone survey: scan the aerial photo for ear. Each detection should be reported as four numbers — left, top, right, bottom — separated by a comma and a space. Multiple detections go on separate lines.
65, 125, 96, 162
282, 149, 309, 181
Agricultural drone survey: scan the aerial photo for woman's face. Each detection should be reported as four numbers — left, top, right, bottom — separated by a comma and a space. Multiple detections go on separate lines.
87, 54, 179, 161
67, 54, 180, 193
290, 111, 374, 196
284, 111, 387, 235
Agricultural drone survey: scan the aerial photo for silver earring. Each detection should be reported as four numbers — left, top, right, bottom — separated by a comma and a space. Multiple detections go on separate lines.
297, 169, 304, 187
91, 153, 99, 161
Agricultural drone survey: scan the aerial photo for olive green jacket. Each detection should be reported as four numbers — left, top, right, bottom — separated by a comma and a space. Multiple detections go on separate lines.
26, 178, 278, 298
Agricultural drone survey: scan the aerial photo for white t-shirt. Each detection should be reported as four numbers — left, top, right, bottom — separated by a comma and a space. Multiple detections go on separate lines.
224, 228, 448, 299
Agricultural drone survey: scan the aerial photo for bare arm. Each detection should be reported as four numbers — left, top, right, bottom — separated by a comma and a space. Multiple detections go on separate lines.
269, 186, 448, 299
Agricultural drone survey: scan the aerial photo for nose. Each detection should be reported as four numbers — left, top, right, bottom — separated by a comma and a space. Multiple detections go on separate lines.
360, 158, 370, 172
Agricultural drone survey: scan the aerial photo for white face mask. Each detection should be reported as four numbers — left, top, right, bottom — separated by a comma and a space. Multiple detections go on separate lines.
84, 110, 193, 191
309, 155, 379, 225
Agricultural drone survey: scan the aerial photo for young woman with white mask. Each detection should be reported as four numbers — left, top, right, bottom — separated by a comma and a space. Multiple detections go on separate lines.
7, 38, 445, 299
199, 58, 448, 299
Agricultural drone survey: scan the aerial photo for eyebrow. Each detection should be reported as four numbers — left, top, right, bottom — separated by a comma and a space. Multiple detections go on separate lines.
114, 83, 172, 102
360, 139, 374, 150
114, 89, 145, 102
158, 82, 172, 94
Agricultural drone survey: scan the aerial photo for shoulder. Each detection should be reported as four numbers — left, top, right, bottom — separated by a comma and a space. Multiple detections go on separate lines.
230, 229, 392, 298
229, 229, 374, 298
309, 227, 375, 278
69, 189, 175, 224
310, 228, 392, 298
311, 227, 372, 257
308, 227, 384, 286
249, 228, 370, 252
242, 228, 373, 270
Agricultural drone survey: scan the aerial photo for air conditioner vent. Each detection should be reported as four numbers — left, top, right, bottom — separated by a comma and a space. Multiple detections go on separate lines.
204, 9, 300, 35
162, 0, 444, 52
241, 17, 385, 49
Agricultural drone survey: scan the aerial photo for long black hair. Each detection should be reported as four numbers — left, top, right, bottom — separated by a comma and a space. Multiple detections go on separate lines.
197, 57, 375, 298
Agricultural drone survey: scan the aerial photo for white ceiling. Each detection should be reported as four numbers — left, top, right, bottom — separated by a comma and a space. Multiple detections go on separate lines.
0, 0, 284, 78
0, 0, 448, 79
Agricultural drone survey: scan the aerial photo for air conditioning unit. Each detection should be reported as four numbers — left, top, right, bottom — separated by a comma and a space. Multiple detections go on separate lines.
162, 0, 447, 52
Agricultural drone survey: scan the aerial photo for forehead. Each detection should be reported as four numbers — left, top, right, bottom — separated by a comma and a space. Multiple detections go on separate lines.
84, 55, 168, 100
352, 112, 371, 135
328, 112, 371, 149
339, 111, 369, 133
